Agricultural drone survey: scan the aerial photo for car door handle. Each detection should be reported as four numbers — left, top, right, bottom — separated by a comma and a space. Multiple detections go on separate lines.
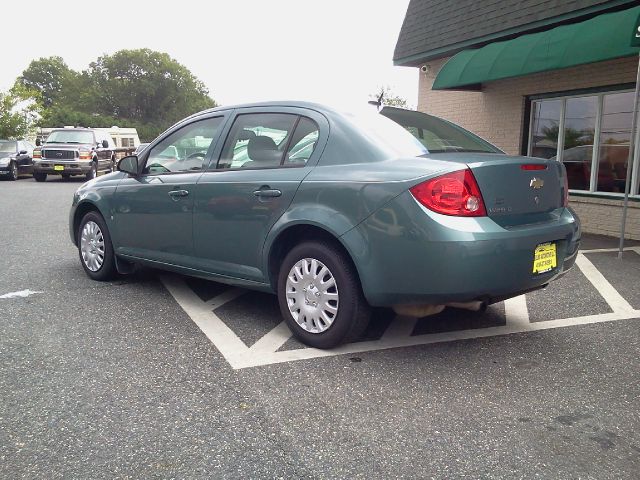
253, 188, 282, 198
168, 189, 189, 198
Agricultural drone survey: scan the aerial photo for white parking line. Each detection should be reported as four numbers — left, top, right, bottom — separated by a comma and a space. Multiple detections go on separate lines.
161, 247, 640, 370
504, 295, 529, 326
575, 253, 635, 313
0, 289, 42, 299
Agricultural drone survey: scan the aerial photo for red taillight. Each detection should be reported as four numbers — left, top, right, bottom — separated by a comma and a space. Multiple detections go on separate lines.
410, 169, 486, 217
521, 164, 547, 171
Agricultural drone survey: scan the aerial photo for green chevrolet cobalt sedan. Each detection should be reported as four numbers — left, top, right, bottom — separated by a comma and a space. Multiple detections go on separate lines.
70, 102, 580, 348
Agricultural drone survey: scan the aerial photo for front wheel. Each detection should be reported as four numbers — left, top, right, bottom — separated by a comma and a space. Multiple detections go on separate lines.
277, 241, 370, 349
85, 161, 97, 181
33, 172, 47, 182
77, 211, 117, 281
8, 161, 18, 181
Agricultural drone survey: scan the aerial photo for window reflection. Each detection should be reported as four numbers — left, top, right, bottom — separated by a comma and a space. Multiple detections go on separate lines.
597, 91, 633, 192
561, 96, 597, 191
530, 100, 561, 159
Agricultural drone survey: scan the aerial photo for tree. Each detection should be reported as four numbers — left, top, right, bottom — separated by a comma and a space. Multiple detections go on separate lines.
15, 49, 217, 141
0, 85, 41, 139
87, 49, 216, 132
17, 57, 75, 108
369, 85, 408, 108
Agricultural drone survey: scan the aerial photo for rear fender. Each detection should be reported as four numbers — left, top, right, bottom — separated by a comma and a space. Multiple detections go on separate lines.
261, 205, 365, 281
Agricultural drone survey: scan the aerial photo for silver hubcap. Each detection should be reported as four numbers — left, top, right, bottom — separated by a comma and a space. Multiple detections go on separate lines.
285, 258, 339, 334
80, 221, 105, 272
11, 163, 17, 178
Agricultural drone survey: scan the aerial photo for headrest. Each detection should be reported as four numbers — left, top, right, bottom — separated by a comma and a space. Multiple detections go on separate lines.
247, 136, 281, 165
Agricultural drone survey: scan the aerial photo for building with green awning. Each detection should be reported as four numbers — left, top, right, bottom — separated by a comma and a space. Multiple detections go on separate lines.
394, 0, 640, 239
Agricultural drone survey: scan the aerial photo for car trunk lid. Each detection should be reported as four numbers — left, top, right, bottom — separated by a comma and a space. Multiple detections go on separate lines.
426, 153, 566, 226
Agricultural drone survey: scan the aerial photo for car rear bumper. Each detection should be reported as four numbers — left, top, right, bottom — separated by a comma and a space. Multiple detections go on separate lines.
341, 192, 581, 307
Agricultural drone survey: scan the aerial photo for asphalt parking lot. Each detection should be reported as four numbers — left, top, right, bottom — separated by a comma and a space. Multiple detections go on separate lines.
1, 176, 640, 479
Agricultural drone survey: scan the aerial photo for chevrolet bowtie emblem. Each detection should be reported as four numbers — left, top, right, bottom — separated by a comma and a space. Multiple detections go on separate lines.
530, 177, 544, 189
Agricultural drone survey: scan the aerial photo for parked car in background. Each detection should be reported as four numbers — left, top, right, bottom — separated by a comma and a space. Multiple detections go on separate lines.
69, 101, 580, 349
0, 139, 34, 181
33, 128, 137, 182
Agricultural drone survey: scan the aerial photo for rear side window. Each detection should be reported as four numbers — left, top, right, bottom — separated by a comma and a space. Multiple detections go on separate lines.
217, 113, 298, 169
284, 117, 319, 166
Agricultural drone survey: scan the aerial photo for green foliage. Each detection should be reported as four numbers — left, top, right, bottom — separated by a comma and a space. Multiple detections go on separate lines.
542, 124, 594, 149
0, 85, 41, 139
15, 49, 217, 141
18, 57, 75, 108
369, 85, 408, 109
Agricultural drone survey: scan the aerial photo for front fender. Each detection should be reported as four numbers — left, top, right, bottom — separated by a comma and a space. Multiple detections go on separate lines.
69, 178, 120, 245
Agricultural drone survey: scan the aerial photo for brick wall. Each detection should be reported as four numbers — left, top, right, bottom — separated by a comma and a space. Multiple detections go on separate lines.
417, 56, 640, 239
569, 195, 640, 240
418, 56, 638, 155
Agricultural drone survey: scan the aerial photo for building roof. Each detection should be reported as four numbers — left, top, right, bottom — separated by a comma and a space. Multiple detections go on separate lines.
394, 0, 639, 66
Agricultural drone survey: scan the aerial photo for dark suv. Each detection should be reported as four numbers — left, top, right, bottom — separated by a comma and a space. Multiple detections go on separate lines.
33, 128, 117, 182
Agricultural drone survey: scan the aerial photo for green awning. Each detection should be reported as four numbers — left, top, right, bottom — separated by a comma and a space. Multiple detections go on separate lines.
432, 5, 640, 90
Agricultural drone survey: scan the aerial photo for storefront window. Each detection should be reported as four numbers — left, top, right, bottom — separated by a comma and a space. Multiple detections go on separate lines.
562, 96, 597, 190
597, 91, 633, 193
530, 100, 561, 159
528, 89, 637, 196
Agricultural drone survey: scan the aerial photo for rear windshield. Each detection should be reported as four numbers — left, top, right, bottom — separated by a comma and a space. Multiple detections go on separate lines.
344, 109, 428, 157
46, 130, 95, 144
380, 107, 502, 154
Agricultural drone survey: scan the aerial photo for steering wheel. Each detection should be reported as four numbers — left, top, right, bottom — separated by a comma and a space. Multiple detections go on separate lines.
186, 151, 207, 160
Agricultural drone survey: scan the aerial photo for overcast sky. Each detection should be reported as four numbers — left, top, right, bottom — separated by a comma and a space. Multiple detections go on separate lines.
2, 0, 417, 109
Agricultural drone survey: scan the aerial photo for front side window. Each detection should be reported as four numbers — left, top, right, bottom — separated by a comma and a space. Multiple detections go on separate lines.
144, 117, 223, 174
217, 113, 299, 169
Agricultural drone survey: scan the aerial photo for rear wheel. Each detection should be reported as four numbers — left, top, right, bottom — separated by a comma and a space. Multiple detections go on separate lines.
277, 241, 370, 349
77, 211, 117, 281
33, 172, 47, 182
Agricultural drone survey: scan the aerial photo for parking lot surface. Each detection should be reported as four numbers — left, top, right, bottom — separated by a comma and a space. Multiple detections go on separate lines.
1, 177, 640, 479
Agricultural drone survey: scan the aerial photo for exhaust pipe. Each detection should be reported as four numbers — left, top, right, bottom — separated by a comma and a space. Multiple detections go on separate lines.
392, 300, 487, 318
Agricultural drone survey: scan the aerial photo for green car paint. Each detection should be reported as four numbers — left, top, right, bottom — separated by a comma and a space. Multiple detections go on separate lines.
70, 101, 580, 306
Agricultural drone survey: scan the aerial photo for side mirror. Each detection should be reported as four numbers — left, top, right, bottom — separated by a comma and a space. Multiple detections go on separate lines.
19, 150, 28, 155
102, 140, 109, 148
118, 155, 139, 176
35, 138, 41, 146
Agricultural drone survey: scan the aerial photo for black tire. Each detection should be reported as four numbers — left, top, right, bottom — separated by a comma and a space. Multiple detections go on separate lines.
86, 161, 97, 181
61, 173, 71, 181
277, 241, 370, 349
8, 161, 18, 181
77, 211, 117, 281
33, 172, 47, 182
